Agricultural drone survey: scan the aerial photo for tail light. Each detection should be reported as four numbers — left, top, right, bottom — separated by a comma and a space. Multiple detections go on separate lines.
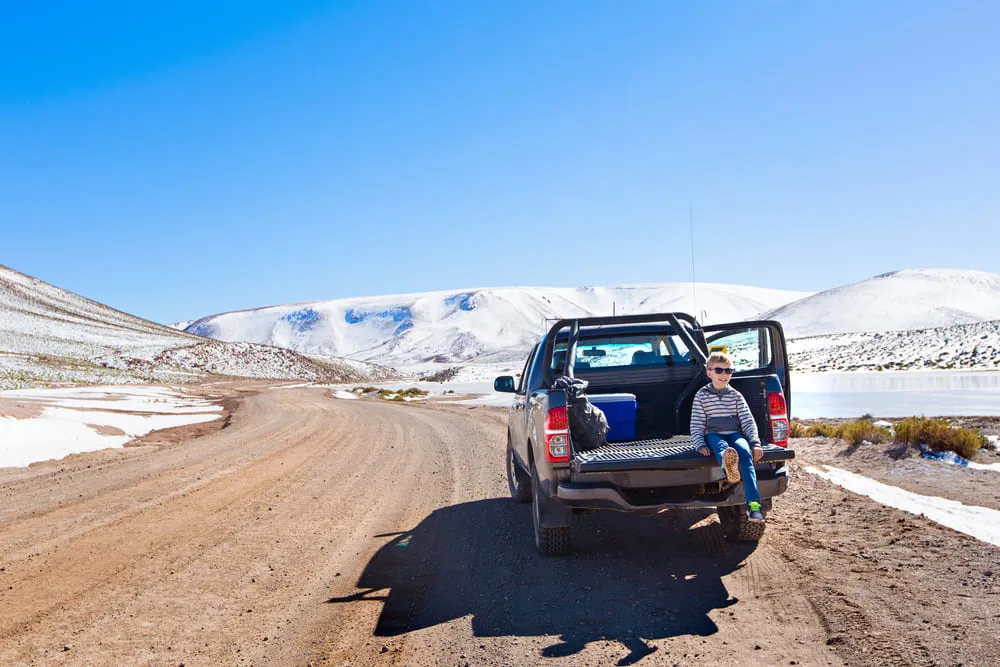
544, 406, 570, 462
768, 391, 789, 447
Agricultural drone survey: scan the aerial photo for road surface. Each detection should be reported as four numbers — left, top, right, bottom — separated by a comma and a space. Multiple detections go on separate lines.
1, 384, 996, 665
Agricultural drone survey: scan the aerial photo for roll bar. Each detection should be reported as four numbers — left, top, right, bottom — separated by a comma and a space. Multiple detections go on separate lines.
542, 312, 708, 385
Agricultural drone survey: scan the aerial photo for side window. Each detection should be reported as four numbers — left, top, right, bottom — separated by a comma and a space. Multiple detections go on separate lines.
706, 328, 772, 372
516, 346, 537, 394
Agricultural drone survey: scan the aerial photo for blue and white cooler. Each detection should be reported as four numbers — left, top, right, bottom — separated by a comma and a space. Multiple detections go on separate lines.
590, 393, 637, 442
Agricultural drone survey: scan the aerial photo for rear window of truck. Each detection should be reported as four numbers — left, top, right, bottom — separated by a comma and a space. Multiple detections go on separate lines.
551, 333, 693, 370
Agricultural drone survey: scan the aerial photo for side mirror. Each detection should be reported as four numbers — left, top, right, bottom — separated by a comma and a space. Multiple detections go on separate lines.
494, 376, 516, 393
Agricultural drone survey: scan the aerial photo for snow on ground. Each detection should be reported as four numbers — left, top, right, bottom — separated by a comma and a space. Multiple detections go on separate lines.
788, 319, 1000, 373
0, 385, 222, 468
332, 390, 359, 400
804, 465, 1000, 548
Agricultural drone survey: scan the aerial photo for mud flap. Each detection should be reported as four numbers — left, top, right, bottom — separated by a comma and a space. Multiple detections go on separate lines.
536, 476, 572, 528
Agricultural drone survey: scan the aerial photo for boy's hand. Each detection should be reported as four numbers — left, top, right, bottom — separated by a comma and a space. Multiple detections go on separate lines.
752, 445, 764, 462
698, 446, 711, 456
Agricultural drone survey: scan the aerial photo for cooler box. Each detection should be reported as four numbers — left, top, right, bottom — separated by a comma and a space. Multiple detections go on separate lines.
590, 393, 637, 442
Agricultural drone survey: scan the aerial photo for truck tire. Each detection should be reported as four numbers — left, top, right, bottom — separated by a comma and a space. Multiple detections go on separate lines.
531, 463, 571, 557
506, 436, 531, 504
717, 505, 766, 543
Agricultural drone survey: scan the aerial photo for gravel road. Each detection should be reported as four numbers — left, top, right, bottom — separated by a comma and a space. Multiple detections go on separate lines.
1, 384, 996, 666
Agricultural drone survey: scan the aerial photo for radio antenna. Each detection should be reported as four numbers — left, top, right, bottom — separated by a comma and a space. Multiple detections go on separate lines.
689, 202, 698, 321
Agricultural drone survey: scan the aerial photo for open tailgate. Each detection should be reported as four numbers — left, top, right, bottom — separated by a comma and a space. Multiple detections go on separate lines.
572, 437, 795, 474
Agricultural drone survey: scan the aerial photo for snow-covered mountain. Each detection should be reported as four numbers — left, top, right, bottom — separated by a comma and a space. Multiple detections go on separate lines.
0, 265, 393, 390
761, 269, 1000, 338
180, 283, 812, 369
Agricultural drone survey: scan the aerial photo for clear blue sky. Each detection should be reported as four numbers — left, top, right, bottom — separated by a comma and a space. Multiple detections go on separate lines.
2, 1, 997, 324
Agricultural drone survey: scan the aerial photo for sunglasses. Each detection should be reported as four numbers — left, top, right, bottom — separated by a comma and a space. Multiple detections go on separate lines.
710, 367, 735, 375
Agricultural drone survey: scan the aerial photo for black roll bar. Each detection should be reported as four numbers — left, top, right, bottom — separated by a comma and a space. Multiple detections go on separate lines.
542, 312, 709, 386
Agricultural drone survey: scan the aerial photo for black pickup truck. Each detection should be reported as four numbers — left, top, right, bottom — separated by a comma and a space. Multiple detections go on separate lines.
494, 312, 795, 556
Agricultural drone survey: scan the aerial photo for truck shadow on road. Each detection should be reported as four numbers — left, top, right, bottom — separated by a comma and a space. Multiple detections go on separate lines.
327, 498, 757, 664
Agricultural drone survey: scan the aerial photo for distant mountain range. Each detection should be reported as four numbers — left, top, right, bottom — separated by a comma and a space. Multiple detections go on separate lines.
176, 269, 1000, 372
4, 263, 998, 390
175, 283, 812, 369
176, 269, 1000, 369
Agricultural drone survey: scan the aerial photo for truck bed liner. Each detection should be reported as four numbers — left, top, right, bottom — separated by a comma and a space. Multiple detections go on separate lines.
572, 438, 794, 473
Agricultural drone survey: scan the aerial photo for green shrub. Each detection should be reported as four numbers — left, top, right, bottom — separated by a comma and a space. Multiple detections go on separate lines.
789, 421, 808, 438
840, 420, 891, 447
807, 423, 843, 439
893, 417, 987, 460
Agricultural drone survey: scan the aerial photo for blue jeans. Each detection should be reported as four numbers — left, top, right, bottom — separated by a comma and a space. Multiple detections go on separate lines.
706, 432, 760, 504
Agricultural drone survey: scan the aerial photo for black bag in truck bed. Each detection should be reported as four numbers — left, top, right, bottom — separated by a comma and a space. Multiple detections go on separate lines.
572, 438, 795, 473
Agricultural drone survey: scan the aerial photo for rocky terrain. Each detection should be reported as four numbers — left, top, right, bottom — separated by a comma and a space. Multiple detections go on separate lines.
788, 319, 1000, 372
0, 265, 395, 389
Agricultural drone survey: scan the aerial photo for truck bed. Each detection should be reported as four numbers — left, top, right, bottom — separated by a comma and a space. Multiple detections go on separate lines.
572, 438, 795, 474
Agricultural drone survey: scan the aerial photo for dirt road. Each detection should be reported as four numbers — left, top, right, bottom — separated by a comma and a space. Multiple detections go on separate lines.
1, 385, 997, 666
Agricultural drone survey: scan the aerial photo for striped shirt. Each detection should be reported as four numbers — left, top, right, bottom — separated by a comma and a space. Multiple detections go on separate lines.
690, 384, 761, 449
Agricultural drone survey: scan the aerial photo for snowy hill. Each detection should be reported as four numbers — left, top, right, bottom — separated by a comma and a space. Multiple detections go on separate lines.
0, 265, 393, 390
181, 283, 811, 369
761, 269, 1000, 338
788, 319, 1000, 372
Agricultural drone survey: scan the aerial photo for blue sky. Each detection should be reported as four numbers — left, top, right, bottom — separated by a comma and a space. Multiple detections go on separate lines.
2, 1, 997, 324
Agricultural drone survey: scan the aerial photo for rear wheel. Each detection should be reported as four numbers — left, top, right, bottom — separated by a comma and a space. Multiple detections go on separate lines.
717, 505, 766, 543
506, 436, 531, 504
531, 463, 571, 556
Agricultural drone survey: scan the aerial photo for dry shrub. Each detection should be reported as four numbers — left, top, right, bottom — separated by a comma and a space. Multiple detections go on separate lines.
894, 417, 988, 460
840, 420, 892, 447
807, 423, 843, 439
789, 421, 808, 438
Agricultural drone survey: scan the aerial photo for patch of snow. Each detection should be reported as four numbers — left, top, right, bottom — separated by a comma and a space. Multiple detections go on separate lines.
449, 393, 515, 407
332, 390, 359, 400
3, 385, 223, 414
0, 385, 222, 469
804, 465, 1000, 547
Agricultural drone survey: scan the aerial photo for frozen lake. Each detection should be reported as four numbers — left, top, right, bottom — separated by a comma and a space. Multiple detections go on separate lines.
350, 369, 1000, 418
791, 370, 1000, 418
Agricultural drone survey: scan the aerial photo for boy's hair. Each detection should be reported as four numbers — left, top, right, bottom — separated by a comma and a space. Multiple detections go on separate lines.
706, 351, 732, 367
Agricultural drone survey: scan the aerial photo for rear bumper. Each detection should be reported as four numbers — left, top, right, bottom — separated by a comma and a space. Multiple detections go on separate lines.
556, 473, 789, 512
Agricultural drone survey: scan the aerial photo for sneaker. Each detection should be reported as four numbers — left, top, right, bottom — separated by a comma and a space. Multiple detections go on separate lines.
721, 447, 741, 484
747, 501, 766, 523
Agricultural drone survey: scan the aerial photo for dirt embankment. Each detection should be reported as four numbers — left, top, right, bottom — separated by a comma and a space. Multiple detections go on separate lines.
0, 385, 996, 666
